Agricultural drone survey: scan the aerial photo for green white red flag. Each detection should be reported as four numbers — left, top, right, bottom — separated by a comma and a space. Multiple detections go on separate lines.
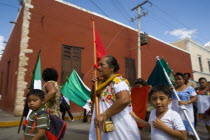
30, 52, 42, 90
60, 70, 91, 111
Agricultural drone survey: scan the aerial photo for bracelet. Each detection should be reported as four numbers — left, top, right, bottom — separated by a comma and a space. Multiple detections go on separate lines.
188, 100, 191, 104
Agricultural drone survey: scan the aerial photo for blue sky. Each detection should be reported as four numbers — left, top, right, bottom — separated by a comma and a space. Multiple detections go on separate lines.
1, 0, 210, 54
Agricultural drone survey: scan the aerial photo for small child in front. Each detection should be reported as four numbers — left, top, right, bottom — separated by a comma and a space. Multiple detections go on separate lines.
130, 85, 187, 140
24, 89, 49, 140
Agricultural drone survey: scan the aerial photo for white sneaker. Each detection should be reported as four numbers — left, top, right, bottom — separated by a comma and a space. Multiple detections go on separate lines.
71, 119, 74, 122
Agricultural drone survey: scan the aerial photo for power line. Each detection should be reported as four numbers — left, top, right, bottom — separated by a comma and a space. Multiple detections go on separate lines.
149, 3, 209, 44
111, 0, 131, 21
88, 0, 109, 18
152, 4, 189, 28
152, 4, 209, 44
132, 0, 209, 45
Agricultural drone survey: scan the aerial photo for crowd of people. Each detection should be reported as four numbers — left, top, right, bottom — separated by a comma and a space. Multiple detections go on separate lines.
23, 55, 210, 140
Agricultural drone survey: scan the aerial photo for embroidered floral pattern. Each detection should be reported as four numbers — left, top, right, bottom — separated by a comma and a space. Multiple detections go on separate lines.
113, 78, 120, 84
107, 94, 112, 100
196, 90, 210, 95
100, 76, 132, 106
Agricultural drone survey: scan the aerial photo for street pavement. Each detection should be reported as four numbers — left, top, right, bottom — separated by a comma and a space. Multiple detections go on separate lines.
1, 120, 209, 140
0, 120, 89, 140
0, 109, 210, 140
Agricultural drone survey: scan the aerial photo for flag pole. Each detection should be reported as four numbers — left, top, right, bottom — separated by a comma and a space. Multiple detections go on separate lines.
18, 50, 42, 134
17, 101, 26, 134
156, 56, 200, 140
92, 18, 101, 140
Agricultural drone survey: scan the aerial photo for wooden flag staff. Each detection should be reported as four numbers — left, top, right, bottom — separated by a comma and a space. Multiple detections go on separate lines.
92, 18, 101, 140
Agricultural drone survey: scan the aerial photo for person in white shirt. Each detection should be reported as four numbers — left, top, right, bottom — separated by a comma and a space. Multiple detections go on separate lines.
130, 85, 187, 140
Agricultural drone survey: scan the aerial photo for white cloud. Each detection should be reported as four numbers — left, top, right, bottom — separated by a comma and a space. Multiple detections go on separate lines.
204, 41, 210, 47
0, 35, 5, 53
165, 28, 197, 39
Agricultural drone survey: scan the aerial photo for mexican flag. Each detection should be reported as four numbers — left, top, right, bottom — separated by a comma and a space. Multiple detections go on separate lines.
60, 70, 91, 111
30, 53, 42, 90
147, 58, 174, 86
27, 52, 42, 120
160, 58, 175, 85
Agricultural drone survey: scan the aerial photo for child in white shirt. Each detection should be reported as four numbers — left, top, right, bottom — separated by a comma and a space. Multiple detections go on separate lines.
130, 85, 187, 140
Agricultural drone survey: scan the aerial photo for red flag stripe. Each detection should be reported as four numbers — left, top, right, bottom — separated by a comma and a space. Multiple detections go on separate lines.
95, 30, 106, 62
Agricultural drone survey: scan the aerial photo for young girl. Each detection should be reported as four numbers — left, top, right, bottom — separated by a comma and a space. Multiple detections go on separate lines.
24, 89, 50, 140
130, 85, 187, 140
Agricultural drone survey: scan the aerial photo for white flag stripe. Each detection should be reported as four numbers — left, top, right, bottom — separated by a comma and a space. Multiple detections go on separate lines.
75, 71, 91, 92
34, 80, 42, 90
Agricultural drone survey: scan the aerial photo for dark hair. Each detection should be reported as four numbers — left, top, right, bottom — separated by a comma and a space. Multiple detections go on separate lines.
184, 73, 191, 78
26, 89, 45, 100
174, 72, 187, 84
42, 68, 58, 82
149, 84, 172, 99
175, 72, 184, 78
135, 78, 148, 86
104, 55, 120, 72
198, 77, 207, 82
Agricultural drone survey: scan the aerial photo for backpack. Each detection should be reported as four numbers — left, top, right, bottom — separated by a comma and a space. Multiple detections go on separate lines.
60, 96, 70, 112
30, 111, 67, 140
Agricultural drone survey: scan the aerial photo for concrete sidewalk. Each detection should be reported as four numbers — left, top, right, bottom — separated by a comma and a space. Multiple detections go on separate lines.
0, 109, 84, 127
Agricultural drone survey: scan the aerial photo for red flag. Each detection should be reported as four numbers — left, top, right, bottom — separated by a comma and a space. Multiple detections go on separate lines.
95, 30, 106, 63
131, 86, 151, 127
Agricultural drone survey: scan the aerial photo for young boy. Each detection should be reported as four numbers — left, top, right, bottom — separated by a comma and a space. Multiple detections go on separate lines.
24, 89, 50, 140
130, 85, 187, 140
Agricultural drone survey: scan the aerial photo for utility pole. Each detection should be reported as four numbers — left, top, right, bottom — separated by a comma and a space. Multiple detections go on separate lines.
131, 0, 150, 78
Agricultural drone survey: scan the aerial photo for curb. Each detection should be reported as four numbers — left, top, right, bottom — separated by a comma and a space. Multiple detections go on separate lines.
0, 116, 84, 128
0, 121, 21, 127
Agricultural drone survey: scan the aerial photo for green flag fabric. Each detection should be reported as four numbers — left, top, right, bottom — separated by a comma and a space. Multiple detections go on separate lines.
30, 53, 42, 90
147, 58, 174, 86
60, 70, 91, 110
160, 58, 175, 85
160, 58, 172, 75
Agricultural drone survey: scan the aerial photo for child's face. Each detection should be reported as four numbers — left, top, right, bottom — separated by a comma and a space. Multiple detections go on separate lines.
150, 91, 172, 113
27, 95, 44, 111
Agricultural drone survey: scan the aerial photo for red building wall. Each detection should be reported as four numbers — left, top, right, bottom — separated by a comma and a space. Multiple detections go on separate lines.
140, 37, 193, 80
0, 0, 193, 113
23, 0, 139, 112
0, 8, 24, 112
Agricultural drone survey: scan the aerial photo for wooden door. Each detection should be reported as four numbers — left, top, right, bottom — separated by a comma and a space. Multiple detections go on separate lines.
125, 57, 136, 86
61, 45, 83, 85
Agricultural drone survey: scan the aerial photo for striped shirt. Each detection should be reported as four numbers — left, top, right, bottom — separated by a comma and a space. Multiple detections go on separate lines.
24, 105, 50, 140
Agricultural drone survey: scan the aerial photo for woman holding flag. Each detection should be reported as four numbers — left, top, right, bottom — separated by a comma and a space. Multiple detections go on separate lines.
89, 55, 140, 140
172, 72, 197, 139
